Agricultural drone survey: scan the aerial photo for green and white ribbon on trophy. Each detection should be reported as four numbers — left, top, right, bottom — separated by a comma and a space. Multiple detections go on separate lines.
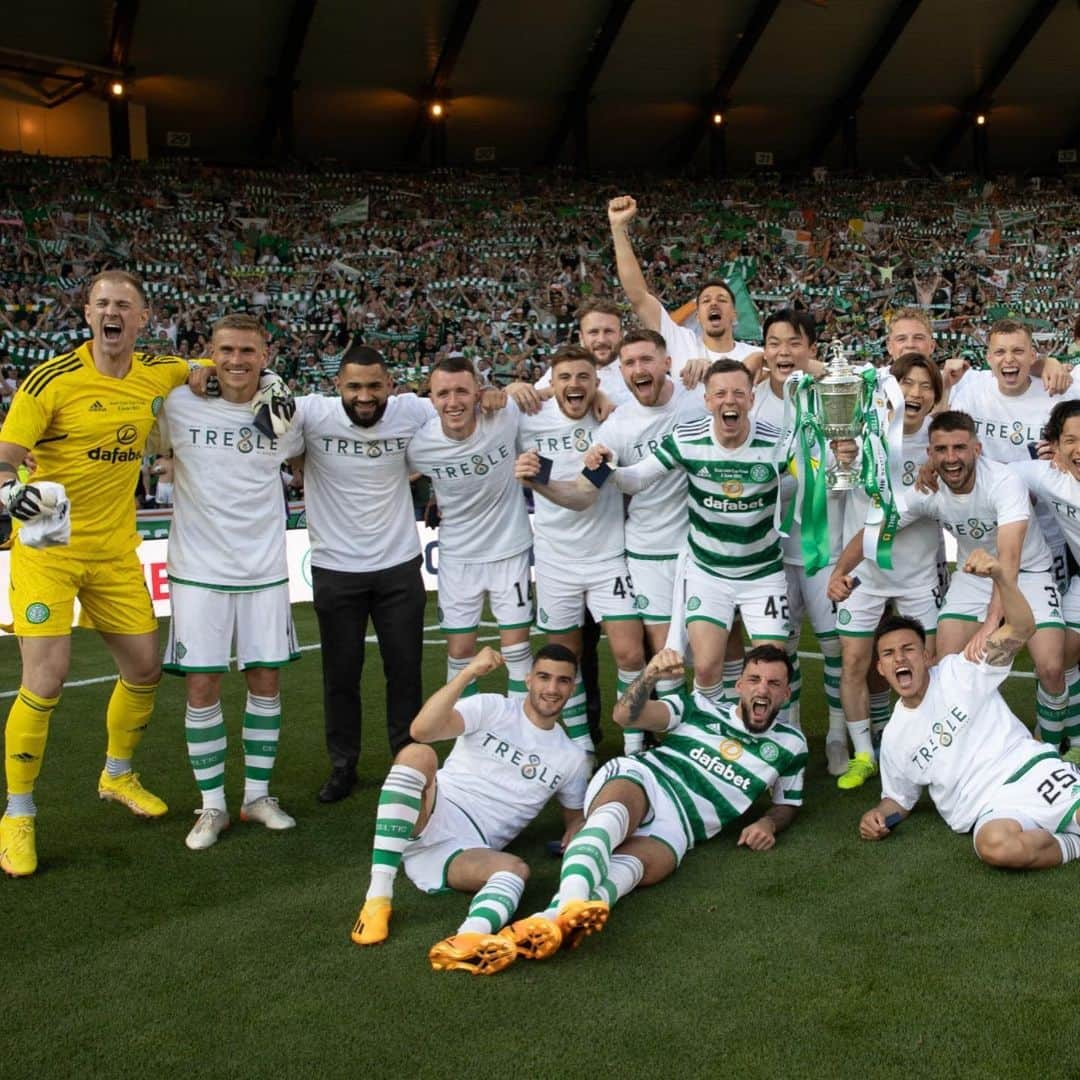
857, 367, 907, 569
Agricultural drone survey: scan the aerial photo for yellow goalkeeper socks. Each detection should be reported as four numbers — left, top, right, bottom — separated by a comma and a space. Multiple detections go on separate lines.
5, 687, 59, 800
105, 678, 159, 763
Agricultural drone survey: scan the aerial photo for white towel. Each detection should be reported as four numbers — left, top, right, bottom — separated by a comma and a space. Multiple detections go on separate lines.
17, 481, 70, 548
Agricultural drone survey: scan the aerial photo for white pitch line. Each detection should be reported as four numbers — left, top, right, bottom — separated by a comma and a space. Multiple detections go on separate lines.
0, 643, 1037, 700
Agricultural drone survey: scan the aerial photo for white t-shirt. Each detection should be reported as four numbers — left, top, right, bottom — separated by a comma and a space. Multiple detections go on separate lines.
880, 653, 1044, 832
899, 457, 1052, 573
950, 370, 1079, 550
1012, 459, 1080, 563
158, 387, 303, 588
406, 401, 532, 563
517, 398, 625, 567
437, 694, 590, 852
598, 386, 706, 558
295, 393, 435, 574
844, 416, 944, 591
658, 307, 759, 382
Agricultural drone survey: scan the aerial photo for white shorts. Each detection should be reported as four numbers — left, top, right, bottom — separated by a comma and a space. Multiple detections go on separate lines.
836, 580, 943, 637
939, 569, 1063, 630
785, 562, 837, 639
437, 550, 533, 633
1063, 576, 1080, 630
626, 555, 678, 624
403, 785, 489, 895
535, 555, 639, 634
586, 756, 690, 864
1051, 542, 1069, 595
972, 751, 1080, 844
163, 581, 299, 673
683, 562, 789, 642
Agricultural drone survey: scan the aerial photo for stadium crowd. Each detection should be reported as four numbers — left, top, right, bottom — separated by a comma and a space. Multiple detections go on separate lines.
2, 153, 1080, 976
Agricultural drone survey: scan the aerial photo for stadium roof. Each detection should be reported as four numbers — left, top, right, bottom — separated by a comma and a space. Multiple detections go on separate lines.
1, 0, 1078, 171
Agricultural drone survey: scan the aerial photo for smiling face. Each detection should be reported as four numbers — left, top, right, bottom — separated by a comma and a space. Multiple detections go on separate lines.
735, 659, 791, 733
696, 285, 735, 342
704, 367, 753, 444
551, 358, 597, 419
898, 366, 938, 432
1052, 415, 1080, 481
336, 360, 392, 428
886, 317, 934, 361
986, 330, 1035, 396
430, 368, 480, 439
875, 627, 931, 704
85, 278, 149, 361
578, 312, 622, 368
525, 658, 577, 721
619, 339, 671, 406
763, 320, 814, 393
211, 328, 266, 400
929, 425, 980, 493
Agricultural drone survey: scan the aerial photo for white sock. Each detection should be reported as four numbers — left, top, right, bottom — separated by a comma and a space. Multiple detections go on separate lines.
722, 659, 742, 702
457, 870, 526, 934
694, 680, 724, 704
617, 668, 644, 754
870, 690, 891, 741
594, 852, 644, 908
185, 701, 227, 812
557, 802, 631, 906
502, 642, 532, 702
846, 718, 874, 759
447, 655, 477, 698
5, 792, 36, 817
104, 755, 130, 778
1055, 832, 1080, 865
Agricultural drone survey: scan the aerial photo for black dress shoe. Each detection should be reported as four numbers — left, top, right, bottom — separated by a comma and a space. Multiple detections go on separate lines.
318, 769, 357, 803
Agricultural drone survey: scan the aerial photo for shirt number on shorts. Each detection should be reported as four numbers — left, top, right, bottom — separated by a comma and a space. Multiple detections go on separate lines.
763, 595, 790, 620
1036, 766, 1079, 806
1044, 585, 1061, 612
612, 574, 633, 598
513, 581, 529, 608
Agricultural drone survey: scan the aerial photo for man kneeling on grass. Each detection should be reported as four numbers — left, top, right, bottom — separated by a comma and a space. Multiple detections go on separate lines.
499, 644, 807, 963
351, 644, 590, 975
860, 548, 1080, 869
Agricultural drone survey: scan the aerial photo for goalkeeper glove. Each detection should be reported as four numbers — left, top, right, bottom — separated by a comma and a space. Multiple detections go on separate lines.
252, 371, 295, 439
1, 478, 48, 522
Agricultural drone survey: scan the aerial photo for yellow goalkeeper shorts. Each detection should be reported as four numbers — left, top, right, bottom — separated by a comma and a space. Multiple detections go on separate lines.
8, 543, 157, 637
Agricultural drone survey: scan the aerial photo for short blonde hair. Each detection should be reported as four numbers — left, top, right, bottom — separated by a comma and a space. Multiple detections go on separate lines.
212, 313, 265, 339
886, 307, 932, 336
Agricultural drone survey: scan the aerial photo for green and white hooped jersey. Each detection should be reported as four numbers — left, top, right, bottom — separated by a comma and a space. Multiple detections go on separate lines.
654, 416, 784, 580
406, 399, 532, 563
159, 386, 304, 589
639, 689, 808, 848
598, 390, 706, 559
900, 456, 1052, 573
517, 398, 625, 567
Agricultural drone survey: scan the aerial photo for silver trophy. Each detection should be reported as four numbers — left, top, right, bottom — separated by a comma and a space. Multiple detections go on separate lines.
816, 340, 864, 491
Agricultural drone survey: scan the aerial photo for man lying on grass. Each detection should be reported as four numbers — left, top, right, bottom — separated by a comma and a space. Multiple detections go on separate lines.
499, 644, 807, 962
861, 548, 1080, 869
350, 644, 590, 975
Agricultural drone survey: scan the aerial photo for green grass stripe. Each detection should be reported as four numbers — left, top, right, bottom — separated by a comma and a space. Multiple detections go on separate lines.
378, 789, 421, 810
242, 713, 282, 730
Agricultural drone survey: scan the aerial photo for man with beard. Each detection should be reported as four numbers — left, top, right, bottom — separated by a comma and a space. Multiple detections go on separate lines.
350, 644, 590, 973
515, 346, 646, 755
861, 550, 1080, 872
608, 195, 761, 384
498, 645, 806, 961
832, 411, 1066, 774
292, 345, 433, 803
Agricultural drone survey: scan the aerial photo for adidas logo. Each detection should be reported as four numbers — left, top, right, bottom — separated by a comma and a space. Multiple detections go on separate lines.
89, 401, 106, 412
697, 466, 711, 478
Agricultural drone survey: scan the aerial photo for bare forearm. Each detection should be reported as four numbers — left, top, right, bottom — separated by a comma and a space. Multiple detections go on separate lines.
758, 804, 798, 836
611, 224, 660, 329
613, 669, 670, 732
410, 672, 470, 742
529, 476, 598, 511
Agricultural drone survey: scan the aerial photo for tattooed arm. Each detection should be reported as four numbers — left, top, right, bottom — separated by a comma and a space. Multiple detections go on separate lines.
961, 548, 1035, 665
612, 649, 686, 732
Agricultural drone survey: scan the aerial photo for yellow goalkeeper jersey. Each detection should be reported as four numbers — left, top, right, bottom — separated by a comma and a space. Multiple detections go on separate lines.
1, 343, 190, 560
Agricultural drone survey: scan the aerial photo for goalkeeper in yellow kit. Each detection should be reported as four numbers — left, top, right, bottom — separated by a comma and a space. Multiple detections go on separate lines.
0, 270, 291, 877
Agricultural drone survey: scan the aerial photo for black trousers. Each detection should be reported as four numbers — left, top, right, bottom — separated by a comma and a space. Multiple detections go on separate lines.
312, 557, 426, 769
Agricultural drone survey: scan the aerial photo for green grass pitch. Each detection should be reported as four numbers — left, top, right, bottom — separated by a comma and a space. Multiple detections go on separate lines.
1, 599, 1077, 1079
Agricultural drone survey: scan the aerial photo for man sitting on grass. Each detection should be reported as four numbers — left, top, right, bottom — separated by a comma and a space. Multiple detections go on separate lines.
350, 644, 590, 975
860, 548, 1080, 869
501, 644, 807, 962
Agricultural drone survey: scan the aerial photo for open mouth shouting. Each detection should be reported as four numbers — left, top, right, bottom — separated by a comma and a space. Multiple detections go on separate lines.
997, 364, 1023, 388
892, 662, 914, 692
101, 317, 124, 345
562, 387, 589, 416
748, 694, 773, 727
